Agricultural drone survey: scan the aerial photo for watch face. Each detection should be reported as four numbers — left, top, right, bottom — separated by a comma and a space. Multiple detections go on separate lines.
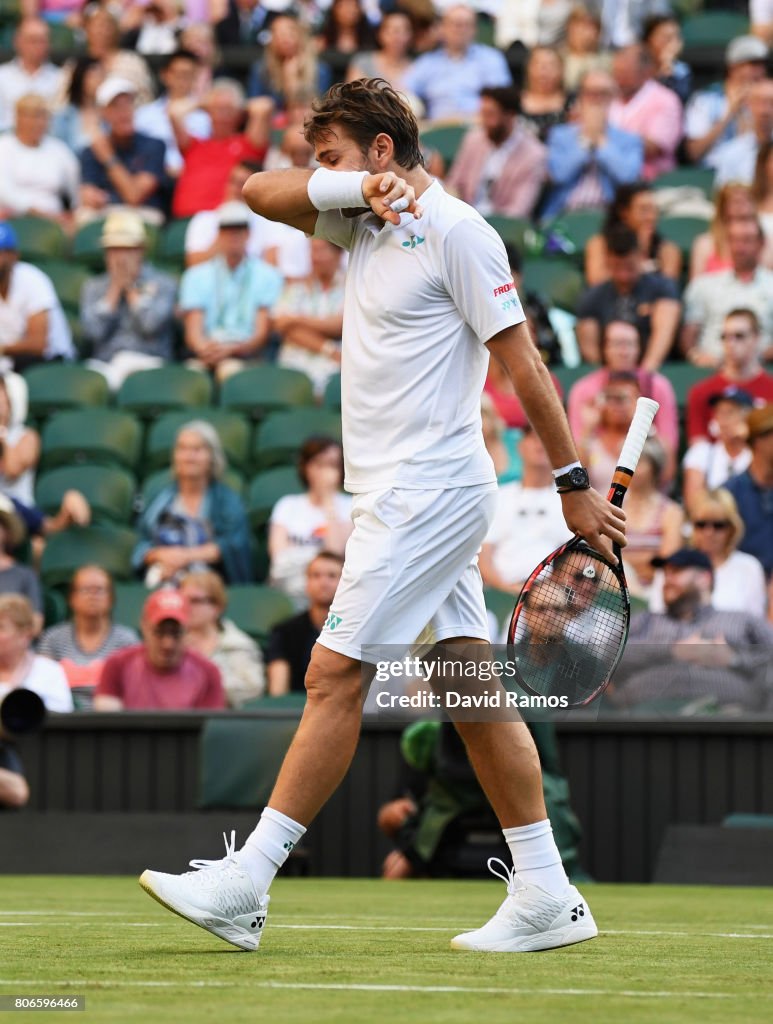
569, 467, 588, 487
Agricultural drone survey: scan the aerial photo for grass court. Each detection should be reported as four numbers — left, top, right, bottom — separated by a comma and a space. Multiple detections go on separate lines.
2, 877, 772, 1023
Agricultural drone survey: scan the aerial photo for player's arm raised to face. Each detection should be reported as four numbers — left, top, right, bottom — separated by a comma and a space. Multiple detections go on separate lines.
486, 323, 626, 555
243, 169, 320, 235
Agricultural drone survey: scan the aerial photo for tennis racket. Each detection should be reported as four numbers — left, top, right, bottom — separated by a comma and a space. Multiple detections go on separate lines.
507, 397, 660, 708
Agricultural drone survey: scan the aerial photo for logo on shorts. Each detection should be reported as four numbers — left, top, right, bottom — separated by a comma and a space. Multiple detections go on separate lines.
401, 235, 425, 250
323, 612, 343, 632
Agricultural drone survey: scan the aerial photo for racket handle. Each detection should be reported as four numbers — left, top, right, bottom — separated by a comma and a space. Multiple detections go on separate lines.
617, 397, 660, 474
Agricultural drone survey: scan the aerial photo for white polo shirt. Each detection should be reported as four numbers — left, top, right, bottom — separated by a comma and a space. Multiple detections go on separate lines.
314, 179, 525, 493
0, 261, 74, 361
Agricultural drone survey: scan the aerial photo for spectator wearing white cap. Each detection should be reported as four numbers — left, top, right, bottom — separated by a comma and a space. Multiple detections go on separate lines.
0, 17, 62, 133
0, 93, 79, 224
0, 221, 74, 370
80, 211, 178, 391
78, 76, 167, 225
179, 201, 283, 382
685, 35, 769, 166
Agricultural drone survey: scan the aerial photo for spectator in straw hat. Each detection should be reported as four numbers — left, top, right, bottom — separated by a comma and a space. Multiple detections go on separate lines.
80, 211, 177, 391
725, 403, 773, 578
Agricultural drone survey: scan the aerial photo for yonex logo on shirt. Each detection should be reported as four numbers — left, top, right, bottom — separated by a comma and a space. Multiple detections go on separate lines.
324, 612, 343, 632
401, 236, 425, 249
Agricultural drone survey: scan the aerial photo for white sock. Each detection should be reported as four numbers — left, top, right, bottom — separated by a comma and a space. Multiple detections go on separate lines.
236, 807, 306, 899
503, 819, 570, 897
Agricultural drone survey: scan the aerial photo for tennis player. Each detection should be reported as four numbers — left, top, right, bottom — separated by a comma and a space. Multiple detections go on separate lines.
140, 79, 626, 953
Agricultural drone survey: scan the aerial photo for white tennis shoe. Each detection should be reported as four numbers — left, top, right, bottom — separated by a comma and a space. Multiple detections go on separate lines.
139, 831, 268, 951
451, 858, 598, 952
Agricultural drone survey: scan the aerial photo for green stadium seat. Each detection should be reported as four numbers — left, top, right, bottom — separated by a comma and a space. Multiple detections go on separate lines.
658, 216, 710, 258
37, 260, 90, 315
552, 363, 595, 398
681, 12, 749, 50
652, 166, 716, 197
546, 209, 605, 255
252, 408, 342, 469
199, 717, 299, 809
40, 524, 138, 588
112, 581, 150, 632
225, 584, 295, 648
43, 587, 67, 629
247, 466, 304, 530
484, 587, 516, 632
73, 220, 159, 269
41, 409, 142, 471
521, 257, 584, 313
23, 364, 109, 420
35, 465, 137, 525
660, 362, 715, 406
323, 372, 341, 411
219, 365, 315, 421
144, 408, 250, 473
484, 216, 532, 251
116, 366, 213, 419
419, 124, 468, 166
139, 467, 244, 509
156, 216, 192, 270
10, 216, 67, 262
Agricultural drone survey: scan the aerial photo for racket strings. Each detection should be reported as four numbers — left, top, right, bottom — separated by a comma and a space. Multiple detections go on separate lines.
510, 549, 627, 704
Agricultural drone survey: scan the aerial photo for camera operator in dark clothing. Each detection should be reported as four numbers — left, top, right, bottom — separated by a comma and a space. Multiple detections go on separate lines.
0, 688, 43, 809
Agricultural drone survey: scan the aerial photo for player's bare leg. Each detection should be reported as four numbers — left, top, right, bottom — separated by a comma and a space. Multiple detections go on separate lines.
439, 637, 598, 952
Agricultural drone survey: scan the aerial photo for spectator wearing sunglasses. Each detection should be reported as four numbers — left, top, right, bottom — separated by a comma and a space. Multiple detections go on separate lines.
685, 309, 773, 443
650, 489, 767, 618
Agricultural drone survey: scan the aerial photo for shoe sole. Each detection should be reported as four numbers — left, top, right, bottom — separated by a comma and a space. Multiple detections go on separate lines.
139, 871, 261, 952
450, 922, 599, 953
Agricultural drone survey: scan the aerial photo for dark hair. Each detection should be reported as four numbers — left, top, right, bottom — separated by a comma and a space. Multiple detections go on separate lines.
67, 55, 100, 107
321, 0, 377, 51
297, 436, 344, 488
642, 14, 678, 43
309, 549, 345, 570
725, 307, 761, 333
602, 181, 650, 233
160, 48, 200, 73
304, 78, 425, 170
606, 370, 641, 391
480, 86, 520, 114
604, 224, 639, 257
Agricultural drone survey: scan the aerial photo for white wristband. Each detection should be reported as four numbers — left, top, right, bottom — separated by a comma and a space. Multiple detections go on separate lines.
552, 460, 582, 479
307, 168, 368, 211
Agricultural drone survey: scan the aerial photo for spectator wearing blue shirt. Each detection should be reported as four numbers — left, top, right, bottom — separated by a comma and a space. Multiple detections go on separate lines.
541, 68, 643, 222
725, 403, 773, 578
179, 201, 283, 382
402, 4, 511, 122
79, 77, 167, 225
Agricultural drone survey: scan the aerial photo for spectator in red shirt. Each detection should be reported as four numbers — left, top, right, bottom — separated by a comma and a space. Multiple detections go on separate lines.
169, 79, 273, 218
686, 308, 773, 442
94, 589, 225, 711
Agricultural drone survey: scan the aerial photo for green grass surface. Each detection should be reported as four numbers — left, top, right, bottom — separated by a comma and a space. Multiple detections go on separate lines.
1, 878, 772, 1023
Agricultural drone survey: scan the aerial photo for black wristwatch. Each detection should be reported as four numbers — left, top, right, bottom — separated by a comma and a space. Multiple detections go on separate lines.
554, 466, 591, 494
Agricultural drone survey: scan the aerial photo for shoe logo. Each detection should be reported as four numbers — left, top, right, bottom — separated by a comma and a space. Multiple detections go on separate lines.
250, 916, 265, 930
401, 235, 425, 250
570, 904, 585, 922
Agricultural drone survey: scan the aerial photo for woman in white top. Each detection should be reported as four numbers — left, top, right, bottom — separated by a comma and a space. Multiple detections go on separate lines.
269, 436, 352, 607
0, 372, 38, 508
650, 489, 768, 618
682, 387, 752, 516
0, 593, 72, 713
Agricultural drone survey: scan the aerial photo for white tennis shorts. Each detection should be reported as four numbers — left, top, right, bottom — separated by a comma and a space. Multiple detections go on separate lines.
317, 483, 498, 663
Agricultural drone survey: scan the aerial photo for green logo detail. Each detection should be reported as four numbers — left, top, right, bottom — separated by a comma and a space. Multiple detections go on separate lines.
324, 612, 343, 632
283, 841, 295, 853
401, 235, 425, 250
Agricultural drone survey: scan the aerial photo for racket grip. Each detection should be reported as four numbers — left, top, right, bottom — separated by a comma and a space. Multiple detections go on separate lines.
617, 397, 660, 474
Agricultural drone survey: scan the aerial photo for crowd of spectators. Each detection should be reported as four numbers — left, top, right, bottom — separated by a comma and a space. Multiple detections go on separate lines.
1, 1, 773, 726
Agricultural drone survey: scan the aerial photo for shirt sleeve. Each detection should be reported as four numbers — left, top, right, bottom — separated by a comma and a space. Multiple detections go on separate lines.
185, 213, 217, 254
441, 216, 526, 342
178, 266, 205, 311
576, 284, 603, 321
199, 661, 226, 709
681, 440, 709, 472
313, 209, 359, 252
19, 265, 58, 317
265, 623, 288, 665
682, 277, 706, 325
684, 91, 716, 139
96, 651, 124, 699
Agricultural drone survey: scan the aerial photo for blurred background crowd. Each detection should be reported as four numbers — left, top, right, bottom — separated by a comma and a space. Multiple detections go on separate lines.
0, 0, 772, 734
